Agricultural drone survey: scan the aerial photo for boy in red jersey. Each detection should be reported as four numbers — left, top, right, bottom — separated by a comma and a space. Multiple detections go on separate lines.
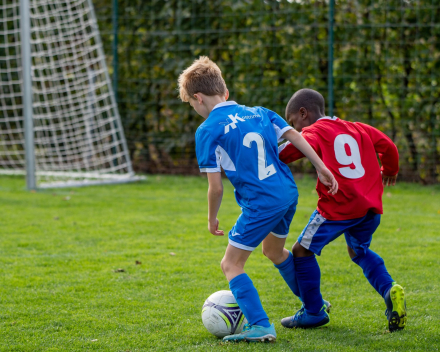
278, 88, 406, 332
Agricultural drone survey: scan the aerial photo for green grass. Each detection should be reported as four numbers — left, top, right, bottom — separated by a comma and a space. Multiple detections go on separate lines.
1, 175, 439, 351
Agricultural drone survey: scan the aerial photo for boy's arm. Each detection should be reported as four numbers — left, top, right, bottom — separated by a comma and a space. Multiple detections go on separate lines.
356, 123, 399, 186
281, 129, 338, 195
261, 107, 317, 164
278, 141, 306, 164
195, 127, 225, 234
207, 172, 224, 236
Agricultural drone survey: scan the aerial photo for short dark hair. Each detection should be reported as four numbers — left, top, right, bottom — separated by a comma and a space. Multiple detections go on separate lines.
285, 88, 325, 117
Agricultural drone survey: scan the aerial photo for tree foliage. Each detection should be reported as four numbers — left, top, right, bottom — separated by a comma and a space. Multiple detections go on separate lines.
94, 0, 440, 182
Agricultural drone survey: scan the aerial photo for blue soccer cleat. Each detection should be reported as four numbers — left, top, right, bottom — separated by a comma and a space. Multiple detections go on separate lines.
298, 299, 332, 315
223, 323, 276, 342
281, 304, 330, 329
384, 283, 407, 332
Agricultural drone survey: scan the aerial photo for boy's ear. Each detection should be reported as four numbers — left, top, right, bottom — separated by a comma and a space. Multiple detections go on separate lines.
193, 93, 203, 105
299, 107, 308, 119
225, 89, 229, 100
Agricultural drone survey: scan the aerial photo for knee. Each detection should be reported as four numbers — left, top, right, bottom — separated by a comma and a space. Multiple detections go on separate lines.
262, 246, 282, 263
262, 247, 273, 261
292, 241, 312, 258
220, 257, 227, 275
220, 257, 233, 276
347, 246, 357, 259
351, 249, 384, 268
262, 246, 270, 259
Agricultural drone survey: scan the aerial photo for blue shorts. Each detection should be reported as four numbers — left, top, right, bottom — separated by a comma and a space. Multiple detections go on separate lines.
298, 210, 381, 256
228, 201, 297, 251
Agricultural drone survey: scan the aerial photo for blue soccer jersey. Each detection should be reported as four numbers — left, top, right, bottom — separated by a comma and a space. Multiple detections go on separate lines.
195, 101, 298, 213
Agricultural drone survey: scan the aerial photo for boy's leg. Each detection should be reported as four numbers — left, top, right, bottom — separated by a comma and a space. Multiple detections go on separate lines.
262, 203, 332, 312
345, 212, 406, 331
262, 233, 301, 298
291, 242, 324, 315
344, 213, 394, 298
347, 245, 394, 298
281, 211, 349, 328
221, 244, 269, 327
280, 241, 330, 329
223, 205, 301, 340
261, 204, 326, 328
221, 208, 289, 342
294, 211, 345, 315
222, 244, 277, 342
262, 201, 301, 298
262, 233, 331, 314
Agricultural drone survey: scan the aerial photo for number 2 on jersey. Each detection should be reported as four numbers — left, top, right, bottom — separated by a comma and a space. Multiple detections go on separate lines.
243, 132, 277, 181
334, 134, 365, 179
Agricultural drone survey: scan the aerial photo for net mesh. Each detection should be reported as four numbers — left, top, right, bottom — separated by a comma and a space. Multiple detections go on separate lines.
0, 2, 24, 173
0, 0, 136, 187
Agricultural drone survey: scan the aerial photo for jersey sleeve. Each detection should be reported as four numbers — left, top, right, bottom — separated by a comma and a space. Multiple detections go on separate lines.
261, 107, 293, 142
278, 130, 319, 164
195, 127, 220, 173
278, 141, 303, 164
356, 122, 399, 176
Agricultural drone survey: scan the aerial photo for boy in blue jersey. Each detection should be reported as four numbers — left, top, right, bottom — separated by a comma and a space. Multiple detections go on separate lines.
178, 57, 338, 342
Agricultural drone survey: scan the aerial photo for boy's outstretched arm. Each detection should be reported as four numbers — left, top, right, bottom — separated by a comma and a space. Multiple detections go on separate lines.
282, 129, 338, 195
207, 172, 224, 236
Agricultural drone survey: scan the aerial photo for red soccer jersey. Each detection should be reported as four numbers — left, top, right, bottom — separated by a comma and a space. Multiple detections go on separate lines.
279, 117, 399, 221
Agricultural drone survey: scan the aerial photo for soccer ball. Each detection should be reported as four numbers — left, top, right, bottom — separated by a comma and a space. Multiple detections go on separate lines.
201, 290, 247, 338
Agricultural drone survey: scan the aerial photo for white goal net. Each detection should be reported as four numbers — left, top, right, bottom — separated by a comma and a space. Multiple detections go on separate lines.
0, 0, 139, 188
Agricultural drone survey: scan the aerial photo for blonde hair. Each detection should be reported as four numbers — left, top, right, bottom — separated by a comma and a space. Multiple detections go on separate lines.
178, 56, 227, 102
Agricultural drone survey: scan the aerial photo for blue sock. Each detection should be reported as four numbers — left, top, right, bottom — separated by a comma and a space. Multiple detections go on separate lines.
294, 255, 323, 315
352, 249, 394, 298
274, 251, 301, 298
229, 273, 270, 328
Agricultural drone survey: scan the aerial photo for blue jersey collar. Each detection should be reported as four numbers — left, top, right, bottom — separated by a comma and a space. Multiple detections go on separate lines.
212, 101, 238, 111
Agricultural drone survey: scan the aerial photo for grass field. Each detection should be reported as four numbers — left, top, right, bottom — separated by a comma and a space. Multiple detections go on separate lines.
1, 175, 440, 351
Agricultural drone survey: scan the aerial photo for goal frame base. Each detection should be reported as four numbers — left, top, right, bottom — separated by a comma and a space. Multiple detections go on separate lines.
0, 170, 146, 189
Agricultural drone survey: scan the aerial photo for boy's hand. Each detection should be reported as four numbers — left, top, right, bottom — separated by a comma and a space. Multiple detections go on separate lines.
208, 218, 224, 236
317, 167, 338, 195
382, 172, 397, 186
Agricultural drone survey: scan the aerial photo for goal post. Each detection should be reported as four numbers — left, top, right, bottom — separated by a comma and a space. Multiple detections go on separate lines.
0, 0, 141, 189
20, 0, 36, 190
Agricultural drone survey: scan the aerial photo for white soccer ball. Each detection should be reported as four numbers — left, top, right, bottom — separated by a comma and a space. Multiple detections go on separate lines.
201, 290, 247, 338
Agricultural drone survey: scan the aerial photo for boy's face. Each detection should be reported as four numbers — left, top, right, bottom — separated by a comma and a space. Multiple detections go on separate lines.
287, 110, 310, 132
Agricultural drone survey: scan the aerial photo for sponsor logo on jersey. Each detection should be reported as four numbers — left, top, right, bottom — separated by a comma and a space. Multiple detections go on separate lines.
220, 113, 260, 134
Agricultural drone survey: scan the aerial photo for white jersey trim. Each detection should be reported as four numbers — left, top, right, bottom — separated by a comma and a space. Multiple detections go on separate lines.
199, 145, 236, 173
212, 101, 238, 111
299, 213, 327, 249
270, 231, 289, 239
228, 239, 255, 251
199, 167, 220, 173
317, 116, 338, 122
216, 145, 236, 171
273, 125, 293, 143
